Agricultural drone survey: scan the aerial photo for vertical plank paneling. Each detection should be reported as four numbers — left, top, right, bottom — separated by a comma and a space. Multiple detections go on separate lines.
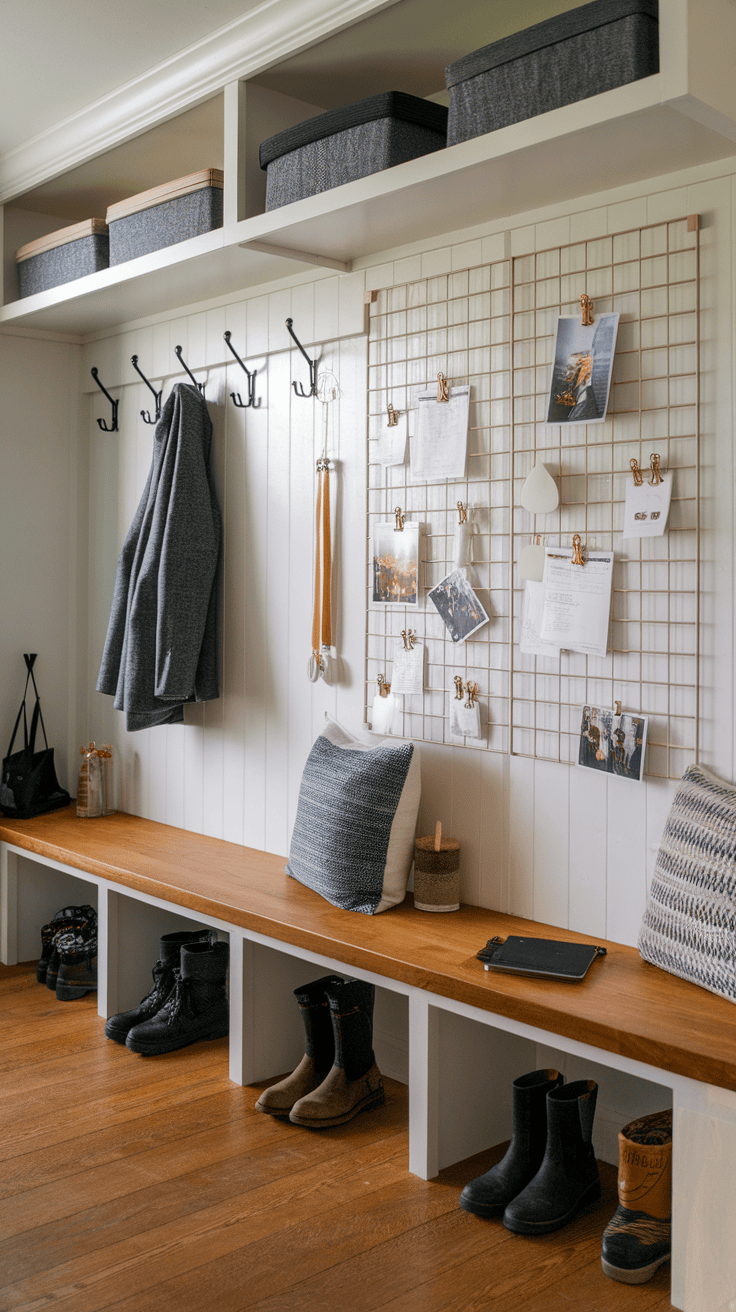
532, 758, 569, 927
264, 348, 292, 855
507, 754, 535, 919
334, 335, 368, 733
201, 365, 228, 838
221, 357, 246, 846
568, 764, 607, 938
450, 746, 483, 907
606, 775, 647, 946
242, 296, 269, 851
286, 330, 317, 838
478, 752, 509, 911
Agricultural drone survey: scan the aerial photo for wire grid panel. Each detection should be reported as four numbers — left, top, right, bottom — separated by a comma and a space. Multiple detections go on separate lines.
365, 216, 700, 781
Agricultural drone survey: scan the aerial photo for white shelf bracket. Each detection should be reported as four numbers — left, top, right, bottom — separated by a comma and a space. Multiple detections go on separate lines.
240, 239, 352, 273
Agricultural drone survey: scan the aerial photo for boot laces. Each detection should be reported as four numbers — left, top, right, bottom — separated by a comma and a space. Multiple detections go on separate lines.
160, 972, 197, 1026
142, 961, 170, 1008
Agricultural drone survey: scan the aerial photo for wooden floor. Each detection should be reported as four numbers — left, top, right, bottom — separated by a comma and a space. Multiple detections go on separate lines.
0, 961, 673, 1312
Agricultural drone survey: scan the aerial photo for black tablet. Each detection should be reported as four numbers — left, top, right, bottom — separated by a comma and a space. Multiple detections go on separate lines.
477, 935, 607, 982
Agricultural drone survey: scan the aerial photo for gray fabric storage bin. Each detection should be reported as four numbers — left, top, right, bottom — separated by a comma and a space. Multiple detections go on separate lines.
259, 92, 448, 210
445, 0, 659, 145
107, 169, 223, 266
16, 219, 109, 298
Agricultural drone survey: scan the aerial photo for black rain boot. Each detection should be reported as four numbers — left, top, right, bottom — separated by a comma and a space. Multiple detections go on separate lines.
503, 1079, 601, 1234
55, 929, 98, 1000
125, 939, 229, 1055
44, 905, 97, 991
255, 975, 345, 1116
104, 929, 216, 1044
289, 978, 384, 1128
459, 1069, 564, 1217
37, 905, 96, 984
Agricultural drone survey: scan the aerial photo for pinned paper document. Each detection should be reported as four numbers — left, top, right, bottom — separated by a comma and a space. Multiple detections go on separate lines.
539, 545, 613, 658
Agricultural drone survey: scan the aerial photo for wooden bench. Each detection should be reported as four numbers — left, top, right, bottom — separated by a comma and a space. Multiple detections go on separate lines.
2, 804, 735, 1311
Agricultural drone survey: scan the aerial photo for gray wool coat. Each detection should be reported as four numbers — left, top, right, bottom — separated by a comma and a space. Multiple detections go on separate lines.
96, 383, 221, 731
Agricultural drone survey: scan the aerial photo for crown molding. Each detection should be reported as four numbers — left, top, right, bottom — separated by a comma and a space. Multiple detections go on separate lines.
0, 0, 399, 205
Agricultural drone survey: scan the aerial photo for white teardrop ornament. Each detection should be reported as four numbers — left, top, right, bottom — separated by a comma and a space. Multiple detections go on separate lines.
520, 461, 559, 515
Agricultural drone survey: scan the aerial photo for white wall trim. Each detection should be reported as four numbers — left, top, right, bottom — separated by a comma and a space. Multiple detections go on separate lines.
0, 0, 400, 205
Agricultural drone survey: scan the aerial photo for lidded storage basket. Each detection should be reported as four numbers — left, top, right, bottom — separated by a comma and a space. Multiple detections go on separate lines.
445, 0, 659, 146
259, 92, 448, 211
16, 219, 109, 298
106, 168, 224, 266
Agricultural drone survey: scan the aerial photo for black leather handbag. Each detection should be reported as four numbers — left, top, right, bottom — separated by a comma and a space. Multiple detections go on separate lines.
0, 654, 71, 820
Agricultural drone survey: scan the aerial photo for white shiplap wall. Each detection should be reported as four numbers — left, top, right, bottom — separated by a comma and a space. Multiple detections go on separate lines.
77, 161, 734, 959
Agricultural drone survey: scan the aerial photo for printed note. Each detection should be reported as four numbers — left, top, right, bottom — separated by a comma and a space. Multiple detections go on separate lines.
540, 548, 614, 659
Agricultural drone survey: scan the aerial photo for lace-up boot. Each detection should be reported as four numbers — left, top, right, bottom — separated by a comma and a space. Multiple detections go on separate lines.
459, 1069, 564, 1217
55, 927, 98, 1000
601, 1109, 672, 1283
289, 979, 384, 1128
255, 975, 345, 1116
104, 929, 215, 1044
37, 905, 97, 984
126, 939, 229, 1055
503, 1079, 601, 1234
44, 905, 97, 991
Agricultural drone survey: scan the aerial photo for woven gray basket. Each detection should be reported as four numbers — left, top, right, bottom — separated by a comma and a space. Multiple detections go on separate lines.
18, 234, 109, 298
638, 763, 736, 1004
109, 189, 223, 266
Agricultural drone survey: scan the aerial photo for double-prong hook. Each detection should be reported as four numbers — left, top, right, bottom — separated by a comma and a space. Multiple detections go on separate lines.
223, 331, 260, 408
130, 355, 162, 425
174, 345, 205, 395
90, 368, 119, 432
286, 318, 318, 398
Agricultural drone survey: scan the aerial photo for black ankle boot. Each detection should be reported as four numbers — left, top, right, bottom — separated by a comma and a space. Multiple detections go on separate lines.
44, 905, 97, 991
126, 939, 229, 1055
55, 928, 98, 1000
255, 975, 345, 1116
503, 1079, 601, 1234
104, 929, 215, 1044
459, 1069, 564, 1217
37, 905, 96, 984
289, 978, 384, 1128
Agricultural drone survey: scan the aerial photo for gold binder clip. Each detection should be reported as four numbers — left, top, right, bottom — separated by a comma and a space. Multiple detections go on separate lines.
387, 403, 400, 427
394, 506, 405, 532
401, 629, 416, 651
436, 372, 449, 403
615, 700, 622, 717
571, 534, 585, 566
464, 681, 479, 709
377, 674, 391, 698
580, 294, 594, 326
457, 501, 468, 524
649, 453, 663, 486
453, 675, 464, 701
630, 458, 643, 487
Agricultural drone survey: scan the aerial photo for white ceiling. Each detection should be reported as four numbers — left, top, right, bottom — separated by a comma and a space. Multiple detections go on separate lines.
0, 0, 263, 155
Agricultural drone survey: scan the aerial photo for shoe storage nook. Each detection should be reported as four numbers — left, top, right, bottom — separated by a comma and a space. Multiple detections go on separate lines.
3, 2, 736, 1310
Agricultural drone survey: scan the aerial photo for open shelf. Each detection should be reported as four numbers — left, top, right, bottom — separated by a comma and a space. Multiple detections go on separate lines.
2, 73, 736, 338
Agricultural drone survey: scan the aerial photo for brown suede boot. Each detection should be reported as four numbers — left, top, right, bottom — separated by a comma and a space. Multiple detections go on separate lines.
289, 979, 384, 1128
601, 1109, 672, 1284
255, 975, 345, 1117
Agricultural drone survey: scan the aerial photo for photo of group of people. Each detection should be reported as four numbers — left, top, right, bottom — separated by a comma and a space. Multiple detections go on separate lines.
578, 705, 648, 781
371, 521, 419, 606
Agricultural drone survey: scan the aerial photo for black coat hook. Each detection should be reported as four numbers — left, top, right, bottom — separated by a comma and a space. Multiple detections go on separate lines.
285, 318, 318, 398
131, 355, 163, 425
174, 345, 205, 395
90, 368, 119, 432
223, 331, 260, 409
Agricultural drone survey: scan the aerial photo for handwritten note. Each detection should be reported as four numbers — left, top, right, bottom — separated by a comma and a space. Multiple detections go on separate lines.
622, 472, 672, 539
391, 641, 424, 694
520, 580, 561, 658
540, 548, 614, 658
410, 385, 470, 482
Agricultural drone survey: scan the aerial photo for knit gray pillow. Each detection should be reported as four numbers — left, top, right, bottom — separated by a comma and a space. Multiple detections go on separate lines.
638, 763, 736, 1003
286, 720, 420, 914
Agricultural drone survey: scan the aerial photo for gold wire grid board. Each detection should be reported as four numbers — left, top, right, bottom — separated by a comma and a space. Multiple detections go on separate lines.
365, 216, 700, 781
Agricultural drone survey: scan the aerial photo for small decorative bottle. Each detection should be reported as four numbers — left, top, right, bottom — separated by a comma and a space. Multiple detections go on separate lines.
413, 822, 461, 912
76, 742, 103, 818
98, 743, 115, 815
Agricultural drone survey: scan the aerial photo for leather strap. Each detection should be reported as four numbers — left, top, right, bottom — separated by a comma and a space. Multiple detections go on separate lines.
312, 459, 332, 663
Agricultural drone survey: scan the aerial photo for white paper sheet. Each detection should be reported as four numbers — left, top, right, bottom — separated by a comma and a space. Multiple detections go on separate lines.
540, 547, 614, 658
520, 580, 561, 658
410, 385, 470, 482
622, 472, 673, 538
391, 641, 424, 694
375, 412, 408, 467
450, 699, 483, 739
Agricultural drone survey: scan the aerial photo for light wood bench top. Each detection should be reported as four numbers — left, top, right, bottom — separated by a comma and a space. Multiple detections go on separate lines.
2, 804, 735, 1093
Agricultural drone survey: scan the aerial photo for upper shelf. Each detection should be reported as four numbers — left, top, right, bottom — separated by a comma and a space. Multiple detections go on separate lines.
2, 72, 736, 338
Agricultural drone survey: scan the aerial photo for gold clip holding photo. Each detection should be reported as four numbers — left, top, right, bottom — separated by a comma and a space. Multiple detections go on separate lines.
387, 403, 400, 427
649, 453, 663, 486
401, 629, 416, 651
377, 674, 391, 698
453, 675, 464, 701
394, 506, 405, 532
457, 501, 468, 524
571, 534, 585, 566
580, 294, 594, 326
436, 372, 449, 403
630, 458, 643, 486
464, 681, 480, 709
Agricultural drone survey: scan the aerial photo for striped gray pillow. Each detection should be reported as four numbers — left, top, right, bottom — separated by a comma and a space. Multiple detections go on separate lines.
638, 763, 736, 1003
286, 720, 420, 914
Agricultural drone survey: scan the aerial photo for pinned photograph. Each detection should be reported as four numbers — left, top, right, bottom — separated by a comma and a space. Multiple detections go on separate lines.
371, 520, 420, 607
578, 705, 648, 781
428, 569, 490, 643
547, 313, 619, 424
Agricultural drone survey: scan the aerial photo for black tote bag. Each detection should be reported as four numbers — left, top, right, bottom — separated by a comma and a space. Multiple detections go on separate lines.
0, 655, 71, 820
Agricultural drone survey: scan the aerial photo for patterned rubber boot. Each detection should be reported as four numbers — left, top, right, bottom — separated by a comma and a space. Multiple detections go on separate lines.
125, 940, 229, 1055
459, 1069, 564, 1217
44, 906, 97, 991
289, 979, 384, 1128
601, 1109, 672, 1284
104, 929, 216, 1044
503, 1080, 601, 1234
55, 928, 98, 1000
255, 975, 345, 1116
